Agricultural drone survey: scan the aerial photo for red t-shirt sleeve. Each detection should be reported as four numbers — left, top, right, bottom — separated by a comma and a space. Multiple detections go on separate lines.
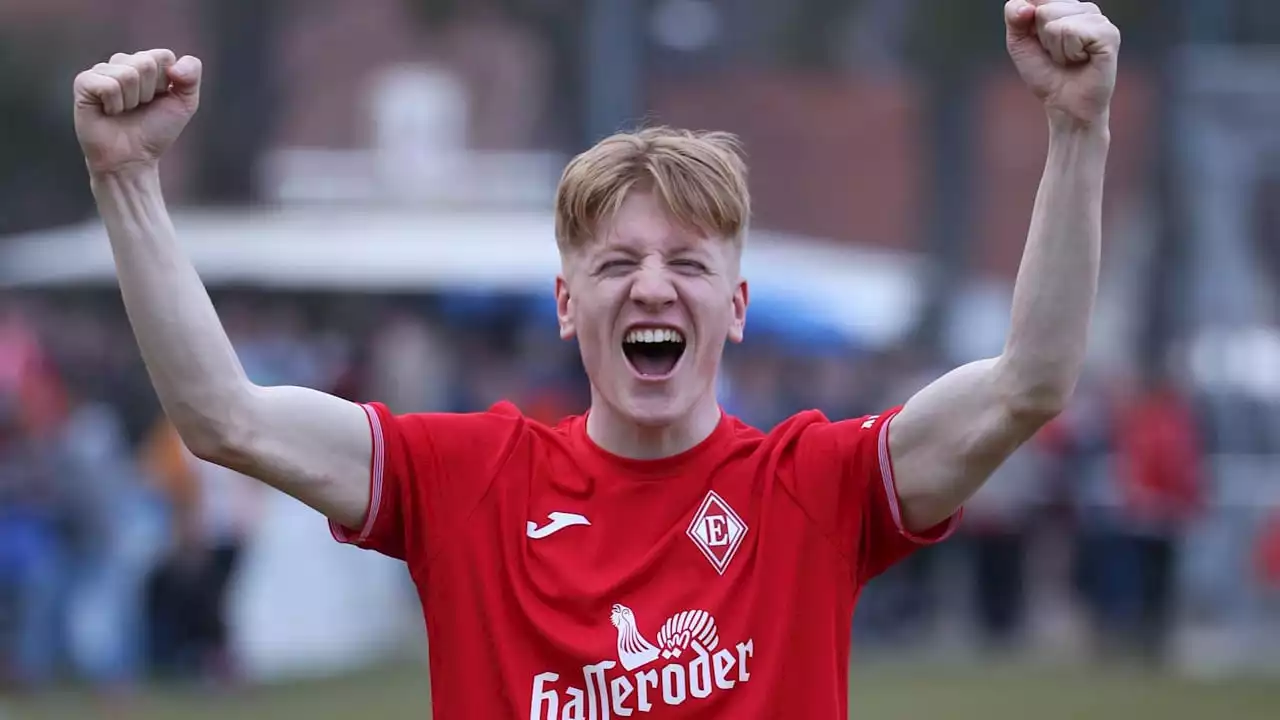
782, 407, 961, 586
329, 401, 525, 563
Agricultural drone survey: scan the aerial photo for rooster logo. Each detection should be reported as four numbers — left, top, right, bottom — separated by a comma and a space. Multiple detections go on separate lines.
610, 604, 720, 672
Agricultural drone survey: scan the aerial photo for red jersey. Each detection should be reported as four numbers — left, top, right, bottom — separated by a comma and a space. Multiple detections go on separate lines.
331, 402, 959, 719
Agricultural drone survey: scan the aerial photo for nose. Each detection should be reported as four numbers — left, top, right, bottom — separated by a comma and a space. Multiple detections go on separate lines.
629, 265, 678, 310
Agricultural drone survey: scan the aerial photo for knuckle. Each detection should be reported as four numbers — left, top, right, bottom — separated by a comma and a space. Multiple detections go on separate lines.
132, 52, 158, 71
149, 49, 175, 70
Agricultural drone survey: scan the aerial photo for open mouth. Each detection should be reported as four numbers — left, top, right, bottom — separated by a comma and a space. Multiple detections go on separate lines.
622, 327, 687, 379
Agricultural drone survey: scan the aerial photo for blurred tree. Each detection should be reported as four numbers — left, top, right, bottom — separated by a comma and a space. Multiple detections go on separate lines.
906, 0, 1157, 67
583, 0, 643, 143
0, 39, 96, 237
1143, 0, 1246, 379
191, 0, 281, 204
1140, 2, 1188, 380
900, 0, 1002, 363
902, 0, 1159, 363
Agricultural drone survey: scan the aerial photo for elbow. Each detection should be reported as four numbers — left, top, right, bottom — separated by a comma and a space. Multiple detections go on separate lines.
181, 427, 241, 466
994, 360, 1074, 428
1003, 382, 1071, 429
171, 386, 259, 466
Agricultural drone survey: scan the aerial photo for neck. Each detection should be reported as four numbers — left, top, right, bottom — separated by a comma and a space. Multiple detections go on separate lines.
585, 391, 722, 460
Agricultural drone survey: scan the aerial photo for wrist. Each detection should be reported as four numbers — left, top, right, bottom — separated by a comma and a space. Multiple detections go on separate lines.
88, 161, 169, 230
1046, 109, 1111, 142
88, 159, 162, 187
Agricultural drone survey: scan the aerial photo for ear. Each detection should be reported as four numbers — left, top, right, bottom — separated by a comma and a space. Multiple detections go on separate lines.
728, 277, 749, 343
555, 274, 576, 340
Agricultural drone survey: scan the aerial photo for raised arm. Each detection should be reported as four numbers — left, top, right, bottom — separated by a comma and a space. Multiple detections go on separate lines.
75, 50, 373, 529
887, 0, 1120, 531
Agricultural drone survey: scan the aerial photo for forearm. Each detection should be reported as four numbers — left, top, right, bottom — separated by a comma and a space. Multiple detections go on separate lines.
998, 116, 1109, 415
91, 165, 252, 452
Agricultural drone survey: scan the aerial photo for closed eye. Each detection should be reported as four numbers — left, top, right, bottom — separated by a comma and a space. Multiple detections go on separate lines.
596, 259, 636, 275
671, 259, 707, 273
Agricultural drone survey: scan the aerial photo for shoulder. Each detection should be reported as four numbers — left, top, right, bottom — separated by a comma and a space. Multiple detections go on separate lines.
760, 408, 890, 448
754, 407, 901, 480
367, 399, 526, 438
367, 399, 570, 466
764, 409, 836, 441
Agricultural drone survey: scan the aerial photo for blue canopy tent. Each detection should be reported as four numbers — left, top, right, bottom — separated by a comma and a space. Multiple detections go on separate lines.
0, 205, 925, 354
451, 286, 863, 355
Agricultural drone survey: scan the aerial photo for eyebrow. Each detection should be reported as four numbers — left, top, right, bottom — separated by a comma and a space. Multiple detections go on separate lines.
597, 238, 714, 255
667, 243, 712, 256
596, 241, 641, 255
587, 231, 721, 265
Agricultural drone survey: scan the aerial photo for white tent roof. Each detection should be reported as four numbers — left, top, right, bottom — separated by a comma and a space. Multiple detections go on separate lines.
0, 205, 927, 346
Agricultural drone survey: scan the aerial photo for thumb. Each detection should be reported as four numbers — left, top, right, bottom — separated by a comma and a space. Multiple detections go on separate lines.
167, 55, 203, 101
1004, 0, 1036, 40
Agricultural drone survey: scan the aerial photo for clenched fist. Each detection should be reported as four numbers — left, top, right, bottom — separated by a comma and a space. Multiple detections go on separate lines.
1005, 0, 1120, 126
73, 49, 203, 176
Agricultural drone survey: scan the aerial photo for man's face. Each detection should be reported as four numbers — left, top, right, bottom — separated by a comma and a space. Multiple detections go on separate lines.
556, 190, 748, 427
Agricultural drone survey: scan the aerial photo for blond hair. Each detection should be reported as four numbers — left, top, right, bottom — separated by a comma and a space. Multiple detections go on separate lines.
554, 126, 750, 252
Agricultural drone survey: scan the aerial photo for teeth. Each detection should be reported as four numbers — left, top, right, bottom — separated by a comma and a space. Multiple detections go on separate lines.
625, 328, 685, 344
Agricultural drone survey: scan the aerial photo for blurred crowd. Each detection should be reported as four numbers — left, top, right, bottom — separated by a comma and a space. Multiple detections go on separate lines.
1, 287, 1278, 696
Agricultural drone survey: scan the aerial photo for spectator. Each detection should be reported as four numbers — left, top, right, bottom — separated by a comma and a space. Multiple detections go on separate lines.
58, 378, 167, 695
0, 390, 68, 690
1111, 373, 1205, 661
961, 441, 1048, 651
1255, 509, 1280, 595
140, 417, 260, 684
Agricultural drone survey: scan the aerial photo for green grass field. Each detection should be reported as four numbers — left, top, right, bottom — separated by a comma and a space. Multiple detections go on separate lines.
6, 661, 1278, 719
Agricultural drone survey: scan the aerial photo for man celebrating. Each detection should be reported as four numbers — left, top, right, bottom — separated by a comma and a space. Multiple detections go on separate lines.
73, 1, 1118, 716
